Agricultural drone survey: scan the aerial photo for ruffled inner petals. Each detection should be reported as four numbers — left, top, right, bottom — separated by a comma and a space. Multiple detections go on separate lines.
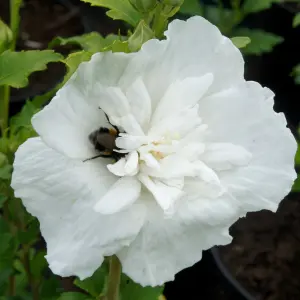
94, 176, 141, 214
138, 174, 183, 214
125, 77, 152, 131
151, 73, 214, 125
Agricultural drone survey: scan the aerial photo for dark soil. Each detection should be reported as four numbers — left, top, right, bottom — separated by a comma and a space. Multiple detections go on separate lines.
219, 193, 300, 300
19, 0, 82, 49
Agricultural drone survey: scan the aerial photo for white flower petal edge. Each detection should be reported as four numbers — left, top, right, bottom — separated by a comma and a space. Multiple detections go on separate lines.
31, 52, 135, 159
199, 81, 297, 213
11, 138, 146, 279
118, 199, 233, 286
12, 16, 297, 287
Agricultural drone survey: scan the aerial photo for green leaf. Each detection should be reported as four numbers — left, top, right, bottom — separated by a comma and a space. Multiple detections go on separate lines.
0, 164, 12, 180
128, 20, 154, 51
104, 40, 130, 53
40, 276, 62, 300
14, 272, 29, 297
49, 32, 105, 53
81, 0, 142, 26
0, 218, 18, 270
0, 217, 10, 233
10, 126, 37, 153
0, 138, 10, 156
292, 175, 300, 192
243, 0, 280, 14
292, 64, 300, 85
0, 50, 63, 88
0, 297, 28, 300
233, 28, 283, 55
0, 268, 13, 296
293, 13, 300, 27
17, 218, 40, 245
0, 233, 16, 269
204, 6, 236, 33
31, 89, 56, 110
10, 100, 38, 134
50, 33, 128, 55
120, 274, 164, 300
295, 142, 300, 165
57, 293, 93, 300
30, 250, 47, 278
231, 36, 251, 49
14, 259, 26, 275
104, 34, 127, 45
7, 100, 38, 152
0, 194, 7, 208
0, 19, 13, 54
0, 152, 8, 167
63, 51, 92, 77
74, 263, 108, 297
129, 0, 157, 13
179, 0, 203, 15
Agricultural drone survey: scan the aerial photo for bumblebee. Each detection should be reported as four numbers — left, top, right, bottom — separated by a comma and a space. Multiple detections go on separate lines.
84, 114, 125, 162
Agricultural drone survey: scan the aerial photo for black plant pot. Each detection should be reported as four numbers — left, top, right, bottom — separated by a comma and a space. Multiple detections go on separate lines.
211, 247, 256, 300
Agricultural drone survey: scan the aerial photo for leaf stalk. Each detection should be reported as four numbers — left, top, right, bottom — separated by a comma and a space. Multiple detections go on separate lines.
105, 256, 122, 300
0, 0, 23, 131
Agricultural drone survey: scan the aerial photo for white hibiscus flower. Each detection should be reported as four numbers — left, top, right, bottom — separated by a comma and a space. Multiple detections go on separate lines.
11, 16, 296, 287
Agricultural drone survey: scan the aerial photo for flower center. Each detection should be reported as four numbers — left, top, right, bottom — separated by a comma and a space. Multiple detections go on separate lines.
150, 150, 164, 160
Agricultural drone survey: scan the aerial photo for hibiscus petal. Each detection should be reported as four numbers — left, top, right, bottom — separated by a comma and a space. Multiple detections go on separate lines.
118, 200, 232, 286
138, 174, 183, 214
97, 86, 131, 118
107, 152, 138, 177
151, 74, 213, 125
32, 52, 133, 159
32, 83, 106, 159
180, 179, 239, 226
94, 176, 141, 214
178, 142, 206, 160
122, 16, 243, 110
140, 153, 160, 169
199, 81, 297, 212
11, 138, 145, 279
107, 158, 127, 176
148, 105, 202, 137
116, 135, 150, 151
125, 77, 152, 131
193, 160, 221, 184
201, 143, 252, 171
110, 114, 145, 136
124, 151, 139, 176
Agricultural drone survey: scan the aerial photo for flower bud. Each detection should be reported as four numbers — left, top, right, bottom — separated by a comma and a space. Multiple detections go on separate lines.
130, 0, 157, 12
128, 20, 154, 51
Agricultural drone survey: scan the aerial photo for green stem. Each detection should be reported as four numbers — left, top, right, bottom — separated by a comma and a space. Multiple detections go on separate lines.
152, 4, 167, 38
0, 0, 23, 131
8, 275, 15, 296
105, 256, 122, 300
22, 246, 39, 300
0, 85, 10, 133
10, 0, 23, 51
